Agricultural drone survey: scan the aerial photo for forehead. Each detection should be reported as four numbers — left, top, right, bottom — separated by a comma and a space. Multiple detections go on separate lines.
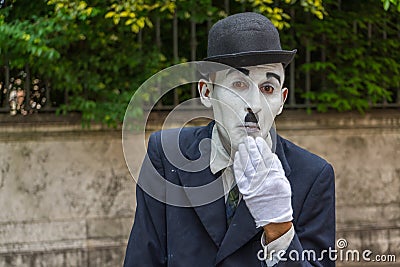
214, 63, 284, 81
246, 63, 284, 73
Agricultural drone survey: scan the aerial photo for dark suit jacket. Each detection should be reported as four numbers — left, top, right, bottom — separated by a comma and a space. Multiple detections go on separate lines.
124, 122, 335, 267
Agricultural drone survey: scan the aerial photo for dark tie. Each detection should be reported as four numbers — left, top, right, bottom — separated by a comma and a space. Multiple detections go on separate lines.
225, 184, 240, 226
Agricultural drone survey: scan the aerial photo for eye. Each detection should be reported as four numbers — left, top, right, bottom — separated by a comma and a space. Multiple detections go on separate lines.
259, 84, 275, 94
231, 80, 249, 90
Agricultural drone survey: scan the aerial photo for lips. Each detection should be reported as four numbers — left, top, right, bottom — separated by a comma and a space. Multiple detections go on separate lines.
244, 109, 260, 133
244, 122, 260, 132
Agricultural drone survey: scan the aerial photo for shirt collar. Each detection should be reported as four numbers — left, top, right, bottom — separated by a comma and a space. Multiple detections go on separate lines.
210, 125, 233, 174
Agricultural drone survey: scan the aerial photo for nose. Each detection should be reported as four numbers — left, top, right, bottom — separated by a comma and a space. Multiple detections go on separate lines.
240, 84, 263, 115
245, 86, 263, 112
244, 98, 262, 114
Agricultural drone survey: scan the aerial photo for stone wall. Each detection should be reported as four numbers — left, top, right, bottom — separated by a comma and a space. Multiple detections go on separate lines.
0, 117, 136, 267
0, 110, 399, 266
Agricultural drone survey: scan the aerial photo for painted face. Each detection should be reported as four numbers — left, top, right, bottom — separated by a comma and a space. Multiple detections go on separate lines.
199, 63, 287, 155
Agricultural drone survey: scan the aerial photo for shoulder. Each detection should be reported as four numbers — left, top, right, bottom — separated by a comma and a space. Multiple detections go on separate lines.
278, 135, 334, 180
148, 122, 213, 157
149, 124, 210, 142
278, 136, 335, 217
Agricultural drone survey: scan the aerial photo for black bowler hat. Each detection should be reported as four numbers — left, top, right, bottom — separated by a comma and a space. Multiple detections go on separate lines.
204, 12, 296, 68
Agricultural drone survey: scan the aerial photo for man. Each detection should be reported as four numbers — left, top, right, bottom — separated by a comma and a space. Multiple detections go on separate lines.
124, 12, 335, 266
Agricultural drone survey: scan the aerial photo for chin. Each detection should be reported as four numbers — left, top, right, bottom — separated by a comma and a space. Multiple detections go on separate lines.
247, 131, 263, 139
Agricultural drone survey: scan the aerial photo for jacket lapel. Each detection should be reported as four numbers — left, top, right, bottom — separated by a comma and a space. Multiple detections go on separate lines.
176, 122, 227, 247
215, 199, 261, 264
177, 167, 227, 247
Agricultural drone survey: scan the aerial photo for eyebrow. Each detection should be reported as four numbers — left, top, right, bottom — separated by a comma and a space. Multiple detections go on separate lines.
266, 72, 281, 84
224, 68, 282, 84
225, 67, 250, 77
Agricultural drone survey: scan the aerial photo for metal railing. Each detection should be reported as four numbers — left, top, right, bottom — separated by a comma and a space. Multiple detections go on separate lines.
1, 62, 399, 117
152, 59, 400, 111
0, 63, 58, 116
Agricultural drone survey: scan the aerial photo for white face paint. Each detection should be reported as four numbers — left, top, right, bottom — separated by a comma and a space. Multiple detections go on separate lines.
199, 63, 287, 155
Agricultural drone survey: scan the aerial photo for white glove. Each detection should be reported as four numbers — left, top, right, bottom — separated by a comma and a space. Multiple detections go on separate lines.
234, 136, 293, 228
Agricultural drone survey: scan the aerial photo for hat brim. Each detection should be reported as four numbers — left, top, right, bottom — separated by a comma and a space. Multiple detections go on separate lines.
204, 49, 297, 69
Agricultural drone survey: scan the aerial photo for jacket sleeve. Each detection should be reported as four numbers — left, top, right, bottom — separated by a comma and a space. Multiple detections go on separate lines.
277, 163, 336, 267
124, 133, 167, 267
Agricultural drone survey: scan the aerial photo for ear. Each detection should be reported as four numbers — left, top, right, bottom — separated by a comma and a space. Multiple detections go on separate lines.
277, 87, 288, 115
198, 79, 213, 108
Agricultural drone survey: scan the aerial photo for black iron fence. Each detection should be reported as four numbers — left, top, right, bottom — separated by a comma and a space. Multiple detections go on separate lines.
0, 64, 60, 115
150, 58, 400, 111
1, 61, 399, 117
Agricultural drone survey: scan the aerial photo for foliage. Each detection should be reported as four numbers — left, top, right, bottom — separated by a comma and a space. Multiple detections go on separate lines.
382, 0, 400, 11
0, 0, 399, 126
104, 0, 157, 33
0, 0, 167, 127
234, 0, 325, 30
290, 0, 400, 112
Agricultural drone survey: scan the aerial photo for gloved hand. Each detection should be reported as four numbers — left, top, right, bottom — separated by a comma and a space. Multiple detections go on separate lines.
233, 136, 293, 228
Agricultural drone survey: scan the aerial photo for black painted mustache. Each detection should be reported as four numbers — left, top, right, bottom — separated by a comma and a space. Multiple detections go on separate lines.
244, 108, 258, 123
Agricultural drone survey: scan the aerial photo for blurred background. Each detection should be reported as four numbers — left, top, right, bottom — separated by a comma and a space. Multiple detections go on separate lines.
0, 0, 399, 266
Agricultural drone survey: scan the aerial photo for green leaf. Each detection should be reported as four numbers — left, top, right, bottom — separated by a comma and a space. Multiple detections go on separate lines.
383, 0, 390, 10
